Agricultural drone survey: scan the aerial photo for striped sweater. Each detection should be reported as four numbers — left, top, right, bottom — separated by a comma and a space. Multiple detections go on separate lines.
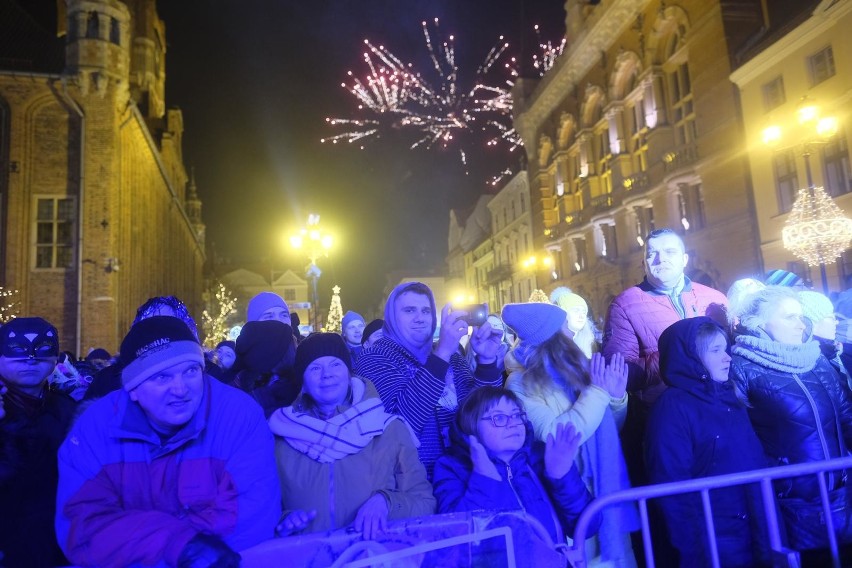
355, 337, 502, 478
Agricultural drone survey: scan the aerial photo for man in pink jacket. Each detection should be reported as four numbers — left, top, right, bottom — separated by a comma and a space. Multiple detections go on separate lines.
602, 229, 727, 481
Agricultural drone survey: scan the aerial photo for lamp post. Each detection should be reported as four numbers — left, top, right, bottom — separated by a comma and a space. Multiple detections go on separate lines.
763, 97, 852, 293
289, 214, 333, 330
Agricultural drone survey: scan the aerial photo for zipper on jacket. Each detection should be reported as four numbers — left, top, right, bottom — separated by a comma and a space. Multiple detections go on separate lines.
505, 463, 526, 513
791, 373, 835, 489
329, 463, 336, 531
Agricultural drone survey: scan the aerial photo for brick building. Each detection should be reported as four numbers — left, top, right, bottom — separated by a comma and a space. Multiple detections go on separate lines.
0, 0, 205, 353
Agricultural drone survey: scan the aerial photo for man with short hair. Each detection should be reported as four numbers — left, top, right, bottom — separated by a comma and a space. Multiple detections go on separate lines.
0, 317, 75, 567
361, 318, 384, 350
603, 228, 727, 403
341, 310, 366, 361
56, 316, 279, 568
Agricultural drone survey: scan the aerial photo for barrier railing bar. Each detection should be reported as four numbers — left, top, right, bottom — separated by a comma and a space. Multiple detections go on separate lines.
816, 471, 840, 568
700, 488, 720, 568
568, 456, 852, 567
639, 499, 655, 568
339, 525, 516, 568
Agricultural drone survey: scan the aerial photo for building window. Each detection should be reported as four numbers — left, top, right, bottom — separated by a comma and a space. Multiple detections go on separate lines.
109, 17, 120, 45
34, 197, 75, 269
669, 62, 696, 146
284, 288, 296, 302
774, 150, 799, 213
822, 134, 851, 197
572, 238, 587, 273
520, 193, 526, 214
634, 206, 655, 247
762, 76, 785, 112
808, 46, 835, 86
677, 183, 705, 231
600, 224, 618, 258
86, 12, 99, 39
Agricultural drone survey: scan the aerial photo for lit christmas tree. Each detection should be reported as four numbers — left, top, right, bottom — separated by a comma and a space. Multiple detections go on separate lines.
326, 285, 343, 333
528, 289, 549, 303
201, 282, 237, 348
0, 287, 20, 323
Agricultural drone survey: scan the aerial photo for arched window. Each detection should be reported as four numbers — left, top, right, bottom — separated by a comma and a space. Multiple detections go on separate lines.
86, 12, 99, 39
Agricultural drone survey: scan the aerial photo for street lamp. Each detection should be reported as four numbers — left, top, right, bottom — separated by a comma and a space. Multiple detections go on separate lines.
521, 254, 558, 281
290, 214, 333, 330
762, 97, 852, 293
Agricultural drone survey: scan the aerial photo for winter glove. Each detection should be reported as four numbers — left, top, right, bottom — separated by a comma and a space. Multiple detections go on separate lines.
177, 533, 241, 568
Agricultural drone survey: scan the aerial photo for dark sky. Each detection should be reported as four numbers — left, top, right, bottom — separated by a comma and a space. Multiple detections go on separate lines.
157, 1, 566, 312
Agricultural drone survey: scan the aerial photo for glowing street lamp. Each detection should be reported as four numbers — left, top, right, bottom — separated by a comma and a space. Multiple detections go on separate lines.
763, 97, 852, 293
289, 214, 334, 329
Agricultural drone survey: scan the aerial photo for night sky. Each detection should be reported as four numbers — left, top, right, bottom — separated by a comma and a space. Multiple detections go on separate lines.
156, 1, 566, 313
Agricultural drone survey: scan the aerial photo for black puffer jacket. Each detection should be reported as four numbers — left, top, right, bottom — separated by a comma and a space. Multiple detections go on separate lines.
731, 336, 852, 500
647, 317, 769, 567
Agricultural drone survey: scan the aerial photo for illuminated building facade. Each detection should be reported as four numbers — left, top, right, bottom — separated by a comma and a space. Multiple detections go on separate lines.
0, 0, 205, 352
731, 0, 852, 289
513, 0, 768, 316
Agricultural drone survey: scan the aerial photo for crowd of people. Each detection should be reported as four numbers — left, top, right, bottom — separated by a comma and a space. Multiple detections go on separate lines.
2, 227, 852, 567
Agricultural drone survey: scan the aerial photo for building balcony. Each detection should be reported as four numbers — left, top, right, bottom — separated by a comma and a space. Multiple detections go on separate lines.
662, 143, 699, 173
590, 193, 613, 210
623, 171, 650, 193
486, 262, 514, 285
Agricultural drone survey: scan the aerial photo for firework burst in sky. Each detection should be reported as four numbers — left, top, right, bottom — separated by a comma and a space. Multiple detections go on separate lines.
322, 19, 564, 186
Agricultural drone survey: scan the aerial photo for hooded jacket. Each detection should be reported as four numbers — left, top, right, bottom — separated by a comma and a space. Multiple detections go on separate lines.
646, 317, 769, 567
432, 421, 599, 543
55, 376, 280, 568
602, 277, 728, 404
269, 377, 435, 533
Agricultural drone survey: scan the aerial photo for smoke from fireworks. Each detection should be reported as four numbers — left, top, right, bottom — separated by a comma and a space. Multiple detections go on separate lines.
322, 20, 565, 186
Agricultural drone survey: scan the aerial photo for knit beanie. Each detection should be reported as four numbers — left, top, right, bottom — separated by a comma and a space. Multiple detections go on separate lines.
765, 269, 803, 287
552, 291, 588, 313
362, 318, 384, 345
246, 291, 288, 322
549, 286, 573, 306
235, 320, 294, 373
294, 333, 352, 381
120, 316, 204, 391
215, 340, 236, 352
342, 311, 365, 330
501, 302, 566, 347
0, 317, 59, 359
799, 291, 835, 324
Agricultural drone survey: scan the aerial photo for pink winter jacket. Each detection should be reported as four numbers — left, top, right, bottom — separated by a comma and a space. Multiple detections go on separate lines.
602, 277, 727, 404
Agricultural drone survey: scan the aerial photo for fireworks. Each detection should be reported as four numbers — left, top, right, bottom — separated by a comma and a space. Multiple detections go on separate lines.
322, 19, 565, 186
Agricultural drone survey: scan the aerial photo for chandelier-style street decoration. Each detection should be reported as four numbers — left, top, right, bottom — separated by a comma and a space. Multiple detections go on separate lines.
782, 185, 852, 266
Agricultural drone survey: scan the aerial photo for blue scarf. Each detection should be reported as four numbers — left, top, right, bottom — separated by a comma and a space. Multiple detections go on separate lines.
515, 342, 639, 563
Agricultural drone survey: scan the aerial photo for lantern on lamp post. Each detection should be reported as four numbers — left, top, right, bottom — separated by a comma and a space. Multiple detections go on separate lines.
763, 97, 852, 293
289, 214, 334, 330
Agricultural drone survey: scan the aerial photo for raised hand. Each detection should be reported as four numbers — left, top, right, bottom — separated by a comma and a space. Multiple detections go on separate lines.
469, 434, 502, 481
276, 509, 317, 537
470, 311, 501, 364
434, 304, 470, 362
589, 352, 628, 398
544, 423, 582, 480
353, 493, 389, 541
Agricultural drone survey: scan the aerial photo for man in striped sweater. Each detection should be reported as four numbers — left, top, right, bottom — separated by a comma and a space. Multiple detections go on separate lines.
356, 282, 504, 478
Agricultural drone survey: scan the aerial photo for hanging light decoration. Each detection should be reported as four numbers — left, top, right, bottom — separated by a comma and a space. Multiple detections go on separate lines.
781, 185, 852, 266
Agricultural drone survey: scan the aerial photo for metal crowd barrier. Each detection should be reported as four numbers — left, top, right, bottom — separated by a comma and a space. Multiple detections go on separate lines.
566, 455, 852, 568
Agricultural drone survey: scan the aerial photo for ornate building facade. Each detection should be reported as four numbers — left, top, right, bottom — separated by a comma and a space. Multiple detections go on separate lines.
513, 0, 768, 316
731, 0, 852, 290
0, 0, 205, 353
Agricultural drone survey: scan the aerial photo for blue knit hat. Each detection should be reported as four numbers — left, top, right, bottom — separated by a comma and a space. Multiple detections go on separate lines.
341, 311, 365, 331
501, 302, 566, 347
246, 292, 289, 322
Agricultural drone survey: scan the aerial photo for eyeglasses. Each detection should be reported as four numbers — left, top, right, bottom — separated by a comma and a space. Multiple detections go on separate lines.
480, 412, 527, 428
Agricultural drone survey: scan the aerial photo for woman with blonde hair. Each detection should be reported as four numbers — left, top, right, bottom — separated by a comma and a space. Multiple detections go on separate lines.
501, 301, 637, 567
